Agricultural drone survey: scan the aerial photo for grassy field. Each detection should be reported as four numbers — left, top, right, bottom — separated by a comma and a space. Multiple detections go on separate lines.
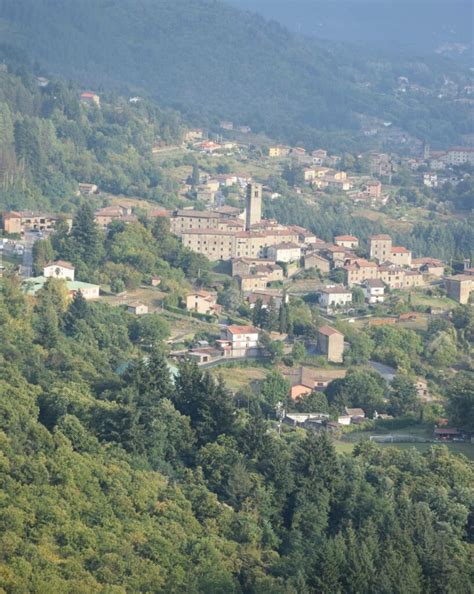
410, 292, 457, 311
337, 426, 474, 460
211, 365, 268, 392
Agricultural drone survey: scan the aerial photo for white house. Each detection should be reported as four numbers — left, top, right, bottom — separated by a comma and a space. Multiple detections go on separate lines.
337, 415, 352, 426
318, 286, 352, 312
220, 325, 259, 358
423, 173, 438, 188
267, 242, 301, 263
43, 260, 75, 281
363, 279, 385, 304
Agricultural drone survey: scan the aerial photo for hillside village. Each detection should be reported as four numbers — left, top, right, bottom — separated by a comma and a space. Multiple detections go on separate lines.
1, 110, 473, 445
0, 3, 473, 591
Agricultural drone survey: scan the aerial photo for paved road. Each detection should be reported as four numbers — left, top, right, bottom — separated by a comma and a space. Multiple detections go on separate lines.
369, 360, 396, 383
20, 232, 37, 278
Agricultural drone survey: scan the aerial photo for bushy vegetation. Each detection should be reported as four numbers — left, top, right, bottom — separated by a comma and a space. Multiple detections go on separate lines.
0, 274, 473, 592
0, 44, 183, 212
32, 204, 211, 292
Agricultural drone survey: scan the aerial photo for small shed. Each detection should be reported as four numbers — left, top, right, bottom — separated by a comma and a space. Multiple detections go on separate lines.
127, 303, 149, 315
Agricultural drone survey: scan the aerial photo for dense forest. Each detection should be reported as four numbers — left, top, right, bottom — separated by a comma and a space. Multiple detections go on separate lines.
0, 44, 183, 211
0, 270, 473, 592
0, 0, 471, 150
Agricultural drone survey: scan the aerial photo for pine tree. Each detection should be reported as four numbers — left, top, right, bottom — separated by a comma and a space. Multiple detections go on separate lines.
70, 203, 103, 268
174, 362, 235, 444
34, 299, 60, 349
32, 238, 54, 276
63, 290, 89, 335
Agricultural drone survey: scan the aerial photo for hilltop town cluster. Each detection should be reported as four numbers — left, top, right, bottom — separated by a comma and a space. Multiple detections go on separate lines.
1, 103, 473, 366
0, 92, 472, 441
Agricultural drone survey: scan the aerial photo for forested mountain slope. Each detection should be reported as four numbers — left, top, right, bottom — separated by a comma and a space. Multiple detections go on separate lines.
0, 272, 473, 592
0, 45, 183, 211
0, 0, 470, 149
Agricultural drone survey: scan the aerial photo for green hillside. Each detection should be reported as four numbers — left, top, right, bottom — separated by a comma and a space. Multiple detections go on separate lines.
0, 273, 473, 592
0, 0, 470, 149
0, 44, 184, 211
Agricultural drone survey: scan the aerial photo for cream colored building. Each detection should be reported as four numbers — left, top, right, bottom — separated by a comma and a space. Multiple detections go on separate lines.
170, 210, 221, 234
238, 275, 269, 292
267, 242, 301, 263
181, 229, 235, 261
369, 234, 393, 262
269, 146, 290, 158
233, 229, 299, 260
186, 291, 220, 315
318, 286, 353, 312
389, 246, 412, 267
334, 235, 359, 249
344, 259, 379, 287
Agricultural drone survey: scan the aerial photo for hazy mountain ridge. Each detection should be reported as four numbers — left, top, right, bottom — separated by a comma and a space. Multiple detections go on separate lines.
0, 0, 470, 149
228, 0, 473, 52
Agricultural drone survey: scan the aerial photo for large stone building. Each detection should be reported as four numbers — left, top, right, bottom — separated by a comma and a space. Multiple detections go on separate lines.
318, 326, 344, 363
368, 234, 393, 262
180, 226, 299, 262
344, 259, 379, 287
170, 210, 221, 234
444, 148, 474, 166
181, 229, 235, 261
389, 246, 412, 267
445, 275, 474, 304
304, 252, 331, 273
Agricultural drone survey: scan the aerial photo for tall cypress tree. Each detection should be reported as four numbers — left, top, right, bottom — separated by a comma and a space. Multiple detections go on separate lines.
71, 203, 103, 268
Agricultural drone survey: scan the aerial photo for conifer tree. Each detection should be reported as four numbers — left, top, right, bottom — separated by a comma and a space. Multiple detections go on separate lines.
70, 203, 103, 268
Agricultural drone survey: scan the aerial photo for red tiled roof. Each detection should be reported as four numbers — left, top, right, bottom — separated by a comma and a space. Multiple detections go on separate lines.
45, 260, 75, 270
335, 235, 358, 241
318, 325, 343, 337
391, 246, 410, 254
227, 325, 258, 335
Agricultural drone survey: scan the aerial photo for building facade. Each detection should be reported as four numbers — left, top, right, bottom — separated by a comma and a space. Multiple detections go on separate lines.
318, 326, 344, 363
369, 234, 393, 262
43, 261, 75, 281
245, 183, 263, 230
